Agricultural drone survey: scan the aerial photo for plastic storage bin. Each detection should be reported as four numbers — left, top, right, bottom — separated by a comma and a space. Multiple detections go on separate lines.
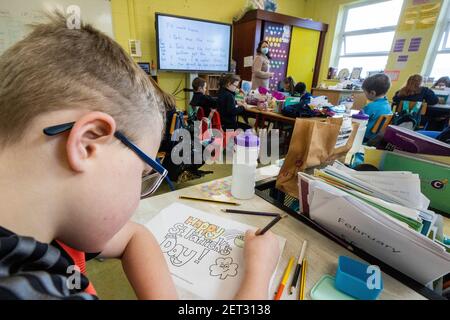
335, 256, 383, 300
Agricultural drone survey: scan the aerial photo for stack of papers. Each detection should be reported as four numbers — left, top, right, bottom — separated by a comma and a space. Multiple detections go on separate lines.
297, 163, 450, 285
330, 161, 430, 211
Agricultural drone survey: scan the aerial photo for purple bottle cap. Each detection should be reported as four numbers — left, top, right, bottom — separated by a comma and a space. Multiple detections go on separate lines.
234, 130, 260, 147
352, 110, 369, 120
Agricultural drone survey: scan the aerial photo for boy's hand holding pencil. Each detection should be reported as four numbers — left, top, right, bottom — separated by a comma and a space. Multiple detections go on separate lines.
243, 230, 280, 283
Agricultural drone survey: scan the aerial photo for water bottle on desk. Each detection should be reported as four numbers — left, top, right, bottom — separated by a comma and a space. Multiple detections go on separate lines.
345, 110, 369, 165
231, 130, 260, 200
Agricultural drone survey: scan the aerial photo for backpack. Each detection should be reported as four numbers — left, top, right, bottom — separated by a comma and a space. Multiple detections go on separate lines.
281, 95, 313, 118
392, 101, 422, 130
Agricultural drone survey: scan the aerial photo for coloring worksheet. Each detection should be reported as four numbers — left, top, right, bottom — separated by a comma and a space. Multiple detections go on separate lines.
145, 203, 286, 300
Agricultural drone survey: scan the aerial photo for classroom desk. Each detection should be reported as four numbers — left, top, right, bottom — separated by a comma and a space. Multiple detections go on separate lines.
428, 104, 450, 112
243, 106, 359, 129
425, 104, 450, 129
312, 88, 367, 110
244, 106, 296, 128
132, 166, 429, 300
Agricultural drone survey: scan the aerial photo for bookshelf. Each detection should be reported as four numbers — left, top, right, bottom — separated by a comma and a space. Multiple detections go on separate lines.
198, 74, 222, 97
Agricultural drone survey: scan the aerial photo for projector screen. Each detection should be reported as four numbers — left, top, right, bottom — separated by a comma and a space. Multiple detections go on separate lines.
156, 14, 232, 73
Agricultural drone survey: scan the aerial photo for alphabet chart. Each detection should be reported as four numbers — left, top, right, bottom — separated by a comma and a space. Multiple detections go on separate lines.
145, 203, 286, 300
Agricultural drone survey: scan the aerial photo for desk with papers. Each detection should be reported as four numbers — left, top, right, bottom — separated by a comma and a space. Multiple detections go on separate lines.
296, 163, 450, 287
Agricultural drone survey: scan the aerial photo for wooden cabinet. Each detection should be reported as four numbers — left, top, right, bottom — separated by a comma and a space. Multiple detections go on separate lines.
232, 10, 328, 89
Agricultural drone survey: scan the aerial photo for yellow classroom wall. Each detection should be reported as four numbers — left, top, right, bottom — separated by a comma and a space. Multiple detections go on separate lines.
111, 0, 446, 106
304, 0, 446, 99
111, 0, 307, 109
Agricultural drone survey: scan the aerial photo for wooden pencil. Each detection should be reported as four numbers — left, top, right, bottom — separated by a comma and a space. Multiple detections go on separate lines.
221, 209, 279, 217
179, 195, 240, 206
274, 257, 295, 300
299, 259, 307, 300
255, 214, 287, 236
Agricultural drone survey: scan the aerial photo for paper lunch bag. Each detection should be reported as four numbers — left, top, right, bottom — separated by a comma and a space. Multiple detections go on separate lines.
276, 118, 359, 198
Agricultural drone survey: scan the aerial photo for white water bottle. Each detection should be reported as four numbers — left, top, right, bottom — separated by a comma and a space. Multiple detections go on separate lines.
345, 110, 370, 164
231, 130, 260, 200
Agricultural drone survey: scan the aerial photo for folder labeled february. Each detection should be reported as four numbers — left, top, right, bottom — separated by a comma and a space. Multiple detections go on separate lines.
308, 181, 450, 285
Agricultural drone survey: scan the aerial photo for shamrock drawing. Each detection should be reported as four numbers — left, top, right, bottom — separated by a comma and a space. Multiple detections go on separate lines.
209, 257, 238, 280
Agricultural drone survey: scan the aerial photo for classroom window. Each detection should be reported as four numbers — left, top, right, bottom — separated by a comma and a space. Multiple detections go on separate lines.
335, 0, 404, 77
428, 8, 450, 80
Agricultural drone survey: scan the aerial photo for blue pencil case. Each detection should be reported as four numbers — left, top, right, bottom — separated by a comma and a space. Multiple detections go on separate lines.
335, 256, 383, 300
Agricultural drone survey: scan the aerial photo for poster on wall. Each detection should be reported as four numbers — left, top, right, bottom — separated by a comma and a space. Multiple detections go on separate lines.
398, 1, 441, 32
262, 22, 292, 91
395, 55, 409, 69
417, 3, 441, 29
384, 70, 401, 82
393, 39, 406, 52
408, 37, 422, 52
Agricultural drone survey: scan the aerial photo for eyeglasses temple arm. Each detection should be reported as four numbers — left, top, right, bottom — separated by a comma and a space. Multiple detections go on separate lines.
43, 122, 76, 136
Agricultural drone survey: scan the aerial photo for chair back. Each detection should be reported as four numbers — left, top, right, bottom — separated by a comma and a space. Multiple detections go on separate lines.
371, 114, 393, 134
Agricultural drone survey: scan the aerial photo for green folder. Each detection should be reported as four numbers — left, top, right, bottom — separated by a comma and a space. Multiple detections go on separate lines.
381, 152, 450, 215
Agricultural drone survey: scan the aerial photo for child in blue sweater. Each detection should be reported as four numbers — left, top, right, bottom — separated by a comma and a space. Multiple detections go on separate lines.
361, 74, 393, 141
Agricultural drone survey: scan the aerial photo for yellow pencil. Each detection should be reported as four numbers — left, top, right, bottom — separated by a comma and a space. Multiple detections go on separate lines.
274, 257, 295, 300
299, 259, 307, 300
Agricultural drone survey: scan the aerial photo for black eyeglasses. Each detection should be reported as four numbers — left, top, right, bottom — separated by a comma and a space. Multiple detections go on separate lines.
43, 122, 169, 199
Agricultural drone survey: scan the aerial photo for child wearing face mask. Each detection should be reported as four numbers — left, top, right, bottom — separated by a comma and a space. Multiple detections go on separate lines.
217, 74, 251, 131
251, 40, 274, 90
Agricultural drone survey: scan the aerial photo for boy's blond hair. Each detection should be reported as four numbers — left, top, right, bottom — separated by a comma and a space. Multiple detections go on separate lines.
0, 11, 165, 147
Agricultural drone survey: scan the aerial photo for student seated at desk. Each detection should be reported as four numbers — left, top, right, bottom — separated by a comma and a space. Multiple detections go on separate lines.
0, 12, 280, 300
293, 82, 312, 103
281, 82, 313, 118
393, 74, 439, 106
361, 74, 393, 141
190, 77, 218, 116
217, 74, 252, 131
432, 76, 450, 89
278, 76, 295, 96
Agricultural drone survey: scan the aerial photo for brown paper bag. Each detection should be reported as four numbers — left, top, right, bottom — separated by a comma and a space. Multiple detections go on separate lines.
276, 118, 359, 198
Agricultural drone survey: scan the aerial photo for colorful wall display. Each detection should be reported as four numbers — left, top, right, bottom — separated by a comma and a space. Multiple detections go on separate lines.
263, 21, 292, 91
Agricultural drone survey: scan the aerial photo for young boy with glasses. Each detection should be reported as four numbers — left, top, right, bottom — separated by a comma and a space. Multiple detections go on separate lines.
217, 74, 251, 131
0, 12, 280, 300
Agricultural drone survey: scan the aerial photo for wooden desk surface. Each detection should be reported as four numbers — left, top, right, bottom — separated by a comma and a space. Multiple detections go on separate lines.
245, 106, 296, 124
312, 88, 365, 94
132, 166, 426, 300
244, 106, 358, 123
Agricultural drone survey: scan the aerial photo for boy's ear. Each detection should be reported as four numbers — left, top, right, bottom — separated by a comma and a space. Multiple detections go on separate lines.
66, 112, 117, 173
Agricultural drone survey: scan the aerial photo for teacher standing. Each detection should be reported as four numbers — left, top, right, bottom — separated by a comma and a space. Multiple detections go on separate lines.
251, 41, 274, 90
